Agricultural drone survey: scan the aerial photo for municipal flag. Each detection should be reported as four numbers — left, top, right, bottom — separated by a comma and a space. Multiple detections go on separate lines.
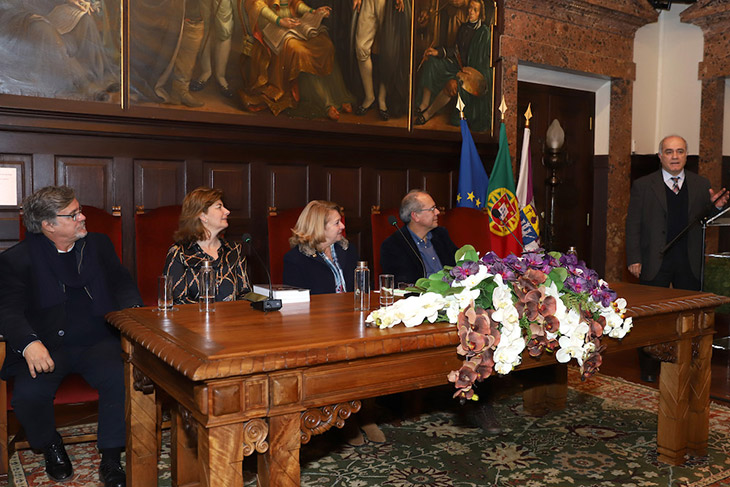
486, 123, 523, 257
456, 118, 489, 209
515, 125, 540, 250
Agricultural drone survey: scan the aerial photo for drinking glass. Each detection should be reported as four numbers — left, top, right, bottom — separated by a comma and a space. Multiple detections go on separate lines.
157, 275, 173, 311
379, 274, 395, 307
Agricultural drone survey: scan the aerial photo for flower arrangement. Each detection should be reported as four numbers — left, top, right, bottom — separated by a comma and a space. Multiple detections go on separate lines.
366, 246, 633, 401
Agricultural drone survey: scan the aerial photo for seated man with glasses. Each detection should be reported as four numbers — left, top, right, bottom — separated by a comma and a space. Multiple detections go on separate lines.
380, 189, 458, 287
0, 186, 142, 487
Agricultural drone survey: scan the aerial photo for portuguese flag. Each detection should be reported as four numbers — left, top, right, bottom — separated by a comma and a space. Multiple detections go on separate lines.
486, 123, 523, 257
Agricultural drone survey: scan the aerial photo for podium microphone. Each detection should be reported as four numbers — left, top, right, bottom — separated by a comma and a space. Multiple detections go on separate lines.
388, 215, 427, 279
242, 233, 282, 312
490, 209, 525, 253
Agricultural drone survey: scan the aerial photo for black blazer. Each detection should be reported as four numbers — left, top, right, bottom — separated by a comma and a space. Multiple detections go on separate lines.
625, 169, 712, 281
282, 242, 359, 295
0, 233, 143, 375
380, 225, 458, 286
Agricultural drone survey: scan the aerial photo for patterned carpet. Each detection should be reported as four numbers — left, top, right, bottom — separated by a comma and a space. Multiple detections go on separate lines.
6, 368, 730, 487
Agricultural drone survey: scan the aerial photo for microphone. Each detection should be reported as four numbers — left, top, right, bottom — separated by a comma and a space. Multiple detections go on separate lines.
388, 215, 427, 279
242, 233, 282, 312
490, 209, 525, 253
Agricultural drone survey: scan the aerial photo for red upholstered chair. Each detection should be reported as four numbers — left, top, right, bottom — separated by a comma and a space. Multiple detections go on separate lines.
440, 207, 491, 255
267, 207, 304, 285
371, 206, 402, 281
135, 205, 182, 306
0, 342, 100, 478
19, 205, 123, 261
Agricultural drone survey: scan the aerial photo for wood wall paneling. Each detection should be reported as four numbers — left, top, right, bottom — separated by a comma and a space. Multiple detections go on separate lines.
420, 170, 455, 209
133, 159, 187, 211
56, 156, 114, 210
326, 166, 363, 257
269, 165, 309, 210
376, 169, 409, 210
205, 161, 252, 240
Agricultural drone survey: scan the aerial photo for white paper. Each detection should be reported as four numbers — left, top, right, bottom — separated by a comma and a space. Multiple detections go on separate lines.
0, 168, 18, 206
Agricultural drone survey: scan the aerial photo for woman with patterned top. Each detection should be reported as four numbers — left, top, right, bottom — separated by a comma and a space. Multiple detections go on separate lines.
283, 200, 358, 294
164, 187, 250, 304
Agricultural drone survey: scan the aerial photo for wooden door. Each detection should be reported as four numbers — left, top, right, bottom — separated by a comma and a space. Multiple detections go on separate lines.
517, 82, 595, 265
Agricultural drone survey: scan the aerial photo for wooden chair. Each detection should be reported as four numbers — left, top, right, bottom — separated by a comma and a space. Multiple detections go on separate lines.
19, 205, 123, 261
370, 206, 402, 280
440, 207, 491, 255
134, 205, 182, 306
267, 207, 304, 285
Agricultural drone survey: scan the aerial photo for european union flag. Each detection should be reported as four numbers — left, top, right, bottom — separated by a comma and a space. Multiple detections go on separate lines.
456, 118, 489, 209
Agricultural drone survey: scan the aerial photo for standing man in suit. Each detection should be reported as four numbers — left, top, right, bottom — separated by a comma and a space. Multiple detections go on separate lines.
380, 189, 458, 286
0, 186, 142, 487
625, 135, 728, 381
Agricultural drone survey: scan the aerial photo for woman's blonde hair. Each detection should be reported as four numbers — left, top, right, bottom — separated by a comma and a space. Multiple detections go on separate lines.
289, 200, 348, 255
174, 187, 224, 244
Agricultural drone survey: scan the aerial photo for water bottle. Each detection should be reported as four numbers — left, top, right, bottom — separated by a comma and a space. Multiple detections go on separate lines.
198, 260, 216, 312
354, 261, 370, 311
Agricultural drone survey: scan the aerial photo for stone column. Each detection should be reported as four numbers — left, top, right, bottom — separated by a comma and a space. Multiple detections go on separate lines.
605, 78, 633, 281
699, 77, 725, 254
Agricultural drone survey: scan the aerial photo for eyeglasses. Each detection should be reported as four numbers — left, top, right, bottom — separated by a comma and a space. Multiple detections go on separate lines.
56, 206, 84, 221
415, 205, 438, 213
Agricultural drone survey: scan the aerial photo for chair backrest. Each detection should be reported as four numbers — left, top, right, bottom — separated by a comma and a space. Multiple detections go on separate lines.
267, 207, 304, 285
371, 207, 402, 279
135, 205, 182, 306
18, 205, 123, 261
440, 206, 491, 255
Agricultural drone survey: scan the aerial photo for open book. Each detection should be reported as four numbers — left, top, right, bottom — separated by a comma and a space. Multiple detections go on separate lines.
262, 10, 327, 55
46, 2, 91, 35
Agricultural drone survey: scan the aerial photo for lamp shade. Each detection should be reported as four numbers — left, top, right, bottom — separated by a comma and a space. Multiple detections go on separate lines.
546, 119, 565, 149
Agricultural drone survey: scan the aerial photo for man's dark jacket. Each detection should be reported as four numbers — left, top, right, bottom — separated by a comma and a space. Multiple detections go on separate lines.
0, 232, 142, 375
380, 225, 458, 285
625, 169, 712, 281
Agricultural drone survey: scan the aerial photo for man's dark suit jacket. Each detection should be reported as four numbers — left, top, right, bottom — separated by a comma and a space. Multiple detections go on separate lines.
625, 169, 712, 281
380, 225, 458, 285
282, 242, 358, 295
0, 232, 143, 376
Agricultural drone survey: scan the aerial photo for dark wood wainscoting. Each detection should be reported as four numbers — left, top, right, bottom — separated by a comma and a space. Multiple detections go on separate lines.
0, 116, 498, 285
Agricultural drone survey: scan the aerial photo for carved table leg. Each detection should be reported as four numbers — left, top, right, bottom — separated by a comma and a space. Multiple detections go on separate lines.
124, 355, 158, 486
657, 337, 691, 465
171, 406, 198, 487
687, 333, 712, 456
197, 423, 245, 487
258, 413, 301, 487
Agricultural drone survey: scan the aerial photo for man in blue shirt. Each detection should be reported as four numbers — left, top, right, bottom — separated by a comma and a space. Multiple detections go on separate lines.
380, 189, 458, 286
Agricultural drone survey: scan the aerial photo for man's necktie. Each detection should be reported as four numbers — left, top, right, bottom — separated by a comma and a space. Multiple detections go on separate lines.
671, 176, 680, 194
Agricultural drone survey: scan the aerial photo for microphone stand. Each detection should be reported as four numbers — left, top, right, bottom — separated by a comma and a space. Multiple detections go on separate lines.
490, 210, 525, 254
243, 234, 282, 312
388, 216, 427, 280
700, 204, 730, 291
659, 192, 730, 291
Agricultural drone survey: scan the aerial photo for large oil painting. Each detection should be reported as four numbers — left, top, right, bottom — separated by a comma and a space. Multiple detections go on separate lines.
411, 0, 495, 132
0, 0, 494, 133
0, 0, 120, 102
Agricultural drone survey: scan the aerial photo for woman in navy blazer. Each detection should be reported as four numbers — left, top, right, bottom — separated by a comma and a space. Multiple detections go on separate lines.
283, 200, 358, 295
282, 201, 385, 445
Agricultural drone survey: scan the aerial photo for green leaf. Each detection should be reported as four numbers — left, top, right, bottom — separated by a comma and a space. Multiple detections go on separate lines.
549, 267, 568, 285
414, 278, 432, 289
455, 245, 479, 263
428, 279, 450, 293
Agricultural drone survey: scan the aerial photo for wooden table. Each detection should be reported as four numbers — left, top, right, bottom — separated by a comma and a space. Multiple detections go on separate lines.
107, 282, 729, 486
